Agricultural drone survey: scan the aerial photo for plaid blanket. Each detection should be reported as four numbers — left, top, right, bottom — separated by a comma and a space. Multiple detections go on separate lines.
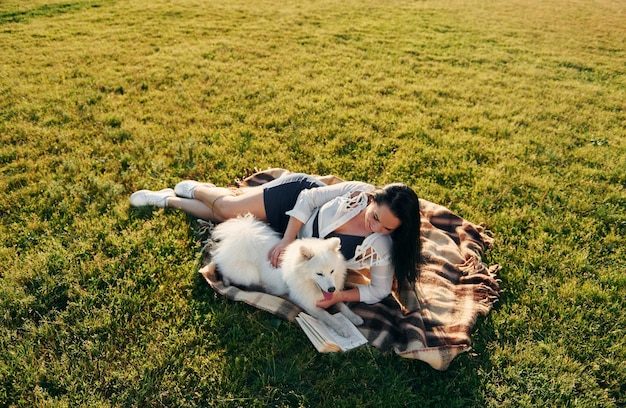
199, 169, 500, 370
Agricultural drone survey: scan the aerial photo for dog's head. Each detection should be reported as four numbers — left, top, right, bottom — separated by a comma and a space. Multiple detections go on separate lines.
298, 237, 347, 300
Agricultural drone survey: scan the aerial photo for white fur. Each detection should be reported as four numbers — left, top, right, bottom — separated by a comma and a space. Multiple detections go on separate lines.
210, 214, 364, 336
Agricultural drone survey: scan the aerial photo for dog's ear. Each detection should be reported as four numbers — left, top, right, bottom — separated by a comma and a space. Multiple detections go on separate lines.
299, 245, 315, 261
326, 237, 342, 252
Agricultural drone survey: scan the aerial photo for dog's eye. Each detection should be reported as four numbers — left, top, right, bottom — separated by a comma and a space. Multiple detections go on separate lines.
330, 269, 334, 274
316, 272, 323, 276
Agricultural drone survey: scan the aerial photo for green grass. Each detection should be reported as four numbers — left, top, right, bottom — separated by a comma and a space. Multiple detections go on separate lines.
1, 0, 624, 406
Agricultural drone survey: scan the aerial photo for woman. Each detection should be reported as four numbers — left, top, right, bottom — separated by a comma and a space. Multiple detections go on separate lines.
130, 173, 421, 308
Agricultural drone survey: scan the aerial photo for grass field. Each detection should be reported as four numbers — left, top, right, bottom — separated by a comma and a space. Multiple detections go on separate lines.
1, 0, 625, 406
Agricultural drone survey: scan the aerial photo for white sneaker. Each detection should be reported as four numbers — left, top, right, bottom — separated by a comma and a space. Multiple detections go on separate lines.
129, 188, 175, 207
174, 180, 215, 198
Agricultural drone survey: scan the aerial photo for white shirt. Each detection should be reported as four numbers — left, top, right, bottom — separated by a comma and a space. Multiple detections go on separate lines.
285, 181, 394, 304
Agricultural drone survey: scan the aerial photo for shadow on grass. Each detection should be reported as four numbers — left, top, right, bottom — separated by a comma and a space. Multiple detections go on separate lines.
0, 1, 103, 25
185, 218, 498, 407
124, 206, 500, 405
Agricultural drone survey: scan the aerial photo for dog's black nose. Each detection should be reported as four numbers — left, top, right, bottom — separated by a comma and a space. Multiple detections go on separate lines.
328, 287, 335, 293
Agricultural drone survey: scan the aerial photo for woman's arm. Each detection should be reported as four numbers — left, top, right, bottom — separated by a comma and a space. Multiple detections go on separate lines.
286, 181, 372, 223
315, 263, 394, 308
269, 216, 303, 267
272, 181, 371, 267
316, 288, 361, 308
355, 264, 394, 304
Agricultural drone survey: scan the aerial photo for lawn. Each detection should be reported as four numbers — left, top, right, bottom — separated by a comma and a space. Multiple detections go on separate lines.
1, 0, 624, 406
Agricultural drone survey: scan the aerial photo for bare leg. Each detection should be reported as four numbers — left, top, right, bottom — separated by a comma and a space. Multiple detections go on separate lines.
166, 197, 215, 220
165, 186, 267, 222
193, 186, 267, 222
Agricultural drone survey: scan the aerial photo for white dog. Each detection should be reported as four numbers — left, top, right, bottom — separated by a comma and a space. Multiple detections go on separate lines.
210, 214, 364, 337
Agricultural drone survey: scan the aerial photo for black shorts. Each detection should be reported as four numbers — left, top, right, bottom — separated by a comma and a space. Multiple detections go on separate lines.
263, 173, 325, 234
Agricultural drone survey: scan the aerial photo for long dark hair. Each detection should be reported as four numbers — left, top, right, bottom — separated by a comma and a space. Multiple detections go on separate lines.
371, 183, 422, 285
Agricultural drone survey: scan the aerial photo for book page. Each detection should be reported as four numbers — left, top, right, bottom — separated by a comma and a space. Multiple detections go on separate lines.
324, 313, 368, 351
296, 315, 340, 353
297, 312, 367, 352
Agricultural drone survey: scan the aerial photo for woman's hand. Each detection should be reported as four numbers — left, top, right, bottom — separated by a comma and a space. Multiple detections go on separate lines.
316, 288, 359, 309
269, 216, 303, 267
269, 239, 292, 268
316, 291, 345, 309
315, 294, 340, 309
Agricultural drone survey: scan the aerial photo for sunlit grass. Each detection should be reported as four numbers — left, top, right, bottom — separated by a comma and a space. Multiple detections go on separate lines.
1, 0, 624, 406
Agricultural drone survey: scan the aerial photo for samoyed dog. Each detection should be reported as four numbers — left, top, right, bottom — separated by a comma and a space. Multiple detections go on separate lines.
210, 214, 363, 337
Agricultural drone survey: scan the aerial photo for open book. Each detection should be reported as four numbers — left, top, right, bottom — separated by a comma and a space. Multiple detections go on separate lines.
295, 312, 368, 353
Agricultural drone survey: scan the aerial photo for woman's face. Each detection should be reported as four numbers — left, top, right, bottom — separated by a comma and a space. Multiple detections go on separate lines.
364, 202, 401, 235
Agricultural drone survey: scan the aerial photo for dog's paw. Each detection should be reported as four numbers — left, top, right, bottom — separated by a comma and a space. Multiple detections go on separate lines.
333, 323, 352, 338
336, 303, 364, 326
349, 314, 364, 326
328, 315, 354, 337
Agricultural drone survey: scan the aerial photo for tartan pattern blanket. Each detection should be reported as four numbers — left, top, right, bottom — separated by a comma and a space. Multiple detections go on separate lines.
199, 169, 500, 370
